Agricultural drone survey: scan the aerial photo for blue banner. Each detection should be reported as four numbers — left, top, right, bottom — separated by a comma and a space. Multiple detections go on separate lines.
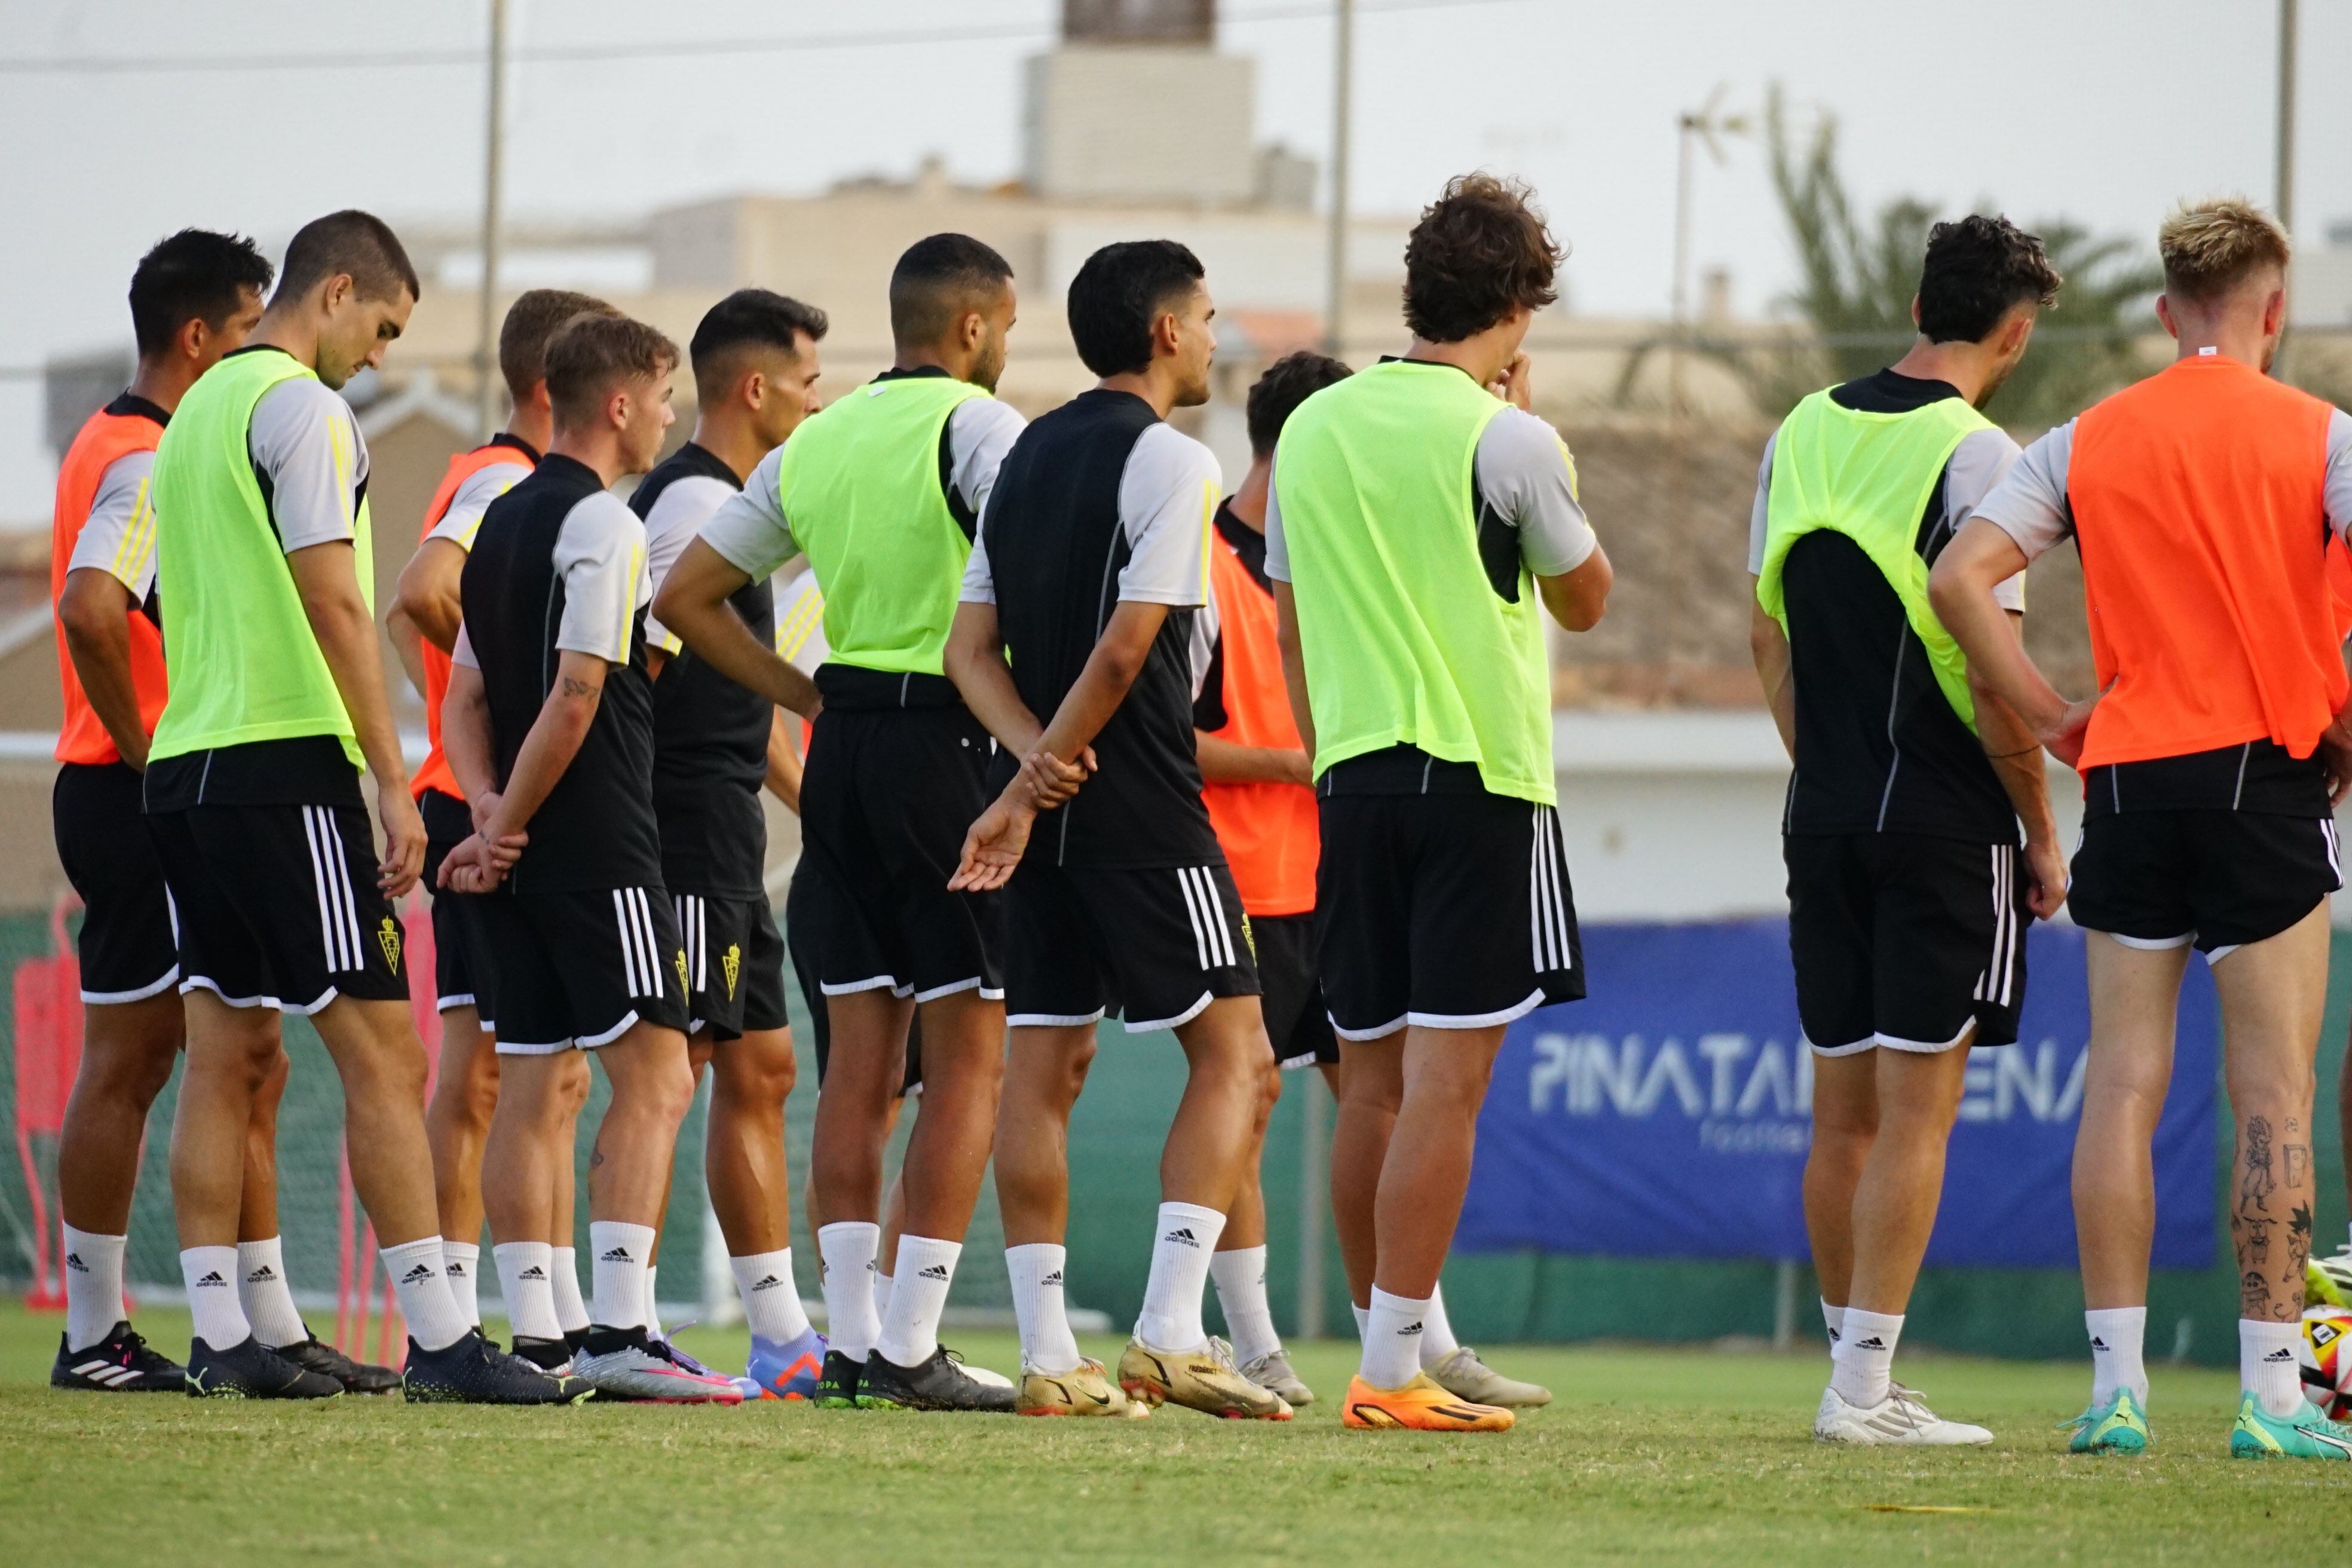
1457, 920, 2218, 1269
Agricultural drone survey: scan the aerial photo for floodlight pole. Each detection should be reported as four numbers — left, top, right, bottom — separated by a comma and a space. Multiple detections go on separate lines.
1321, 0, 1353, 362
2276, 0, 2297, 234
474, 0, 509, 439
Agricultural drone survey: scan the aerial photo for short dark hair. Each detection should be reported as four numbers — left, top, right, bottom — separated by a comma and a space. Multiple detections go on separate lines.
128, 229, 273, 357
889, 233, 1013, 348
1402, 174, 1561, 343
498, 290, 618, 399
1245, 351, 1351, 457
690, 288, 830, 386
1067, 240, 1206, 378
1916, 215, 2063, 343
545, 314, 679, 427
274, 209, 421, 307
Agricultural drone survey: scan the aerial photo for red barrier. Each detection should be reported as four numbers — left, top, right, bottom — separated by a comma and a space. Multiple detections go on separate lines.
13, 897, 84, 1311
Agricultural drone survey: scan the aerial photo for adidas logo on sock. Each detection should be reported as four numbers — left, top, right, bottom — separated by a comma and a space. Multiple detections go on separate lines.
195, 1271, 227, 1287
2091, 1337, 2108, 1350
519, 1266, 547, 1281
751, 1274, 782, 1291
600, 1247, 633, 1263
1164, 1227, 1199, 1247
400, 1263, 437, 1285
1400, 1321, 1423, 1336
1851, 1336, 1886, 1351
1042, 1270, 1064, 1287
245, 1266, 277, 1284
2265, 1348, 2298, 1364
918, 1264, 950, 1281
66, 1252, 88, 1273
446, 1260, 467, 1278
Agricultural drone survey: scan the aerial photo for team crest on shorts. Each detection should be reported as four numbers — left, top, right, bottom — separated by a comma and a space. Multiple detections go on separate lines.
722, 943, 741, 999
674, 949, 690, 996
377, 917, 403, 972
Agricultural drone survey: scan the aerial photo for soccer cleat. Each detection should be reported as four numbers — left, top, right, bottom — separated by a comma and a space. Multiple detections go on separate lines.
1016, 1357, 1138, 1417
856, 1345, 1018, 1412
275, 1336, 403, 1395
2230, 1392, 2352, 1459
1425, 1346, 1550, 1408
1117, 1336, 1293, 1420
1813, 1383, 1991, 1446
813, 1348, 865, 1408
572, 1326, 743, 1403
2060, 1388, 2151, 1454
403, 1329, 593, 1405
2310, 1251, 2352, 1309
1238, 1346, 1315, 1406
51, 1322, 185, 1392
510, 1335, 575, 1376
745, 1328, 827, 1400
184, 1336, 345, 1400
1342, 1371, 1513, 1432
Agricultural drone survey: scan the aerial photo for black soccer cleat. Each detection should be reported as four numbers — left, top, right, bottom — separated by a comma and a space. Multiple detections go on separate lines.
51, 1322, 185, 1392
855, 1345, 1018, 1413
277, 1335, 404, 1395
510, 1334, 574, 1374
185, 1335, 346, 1399
813, 1348, 864, 1409
402, 1328, 593, 1405
564, 1327, 591, 1356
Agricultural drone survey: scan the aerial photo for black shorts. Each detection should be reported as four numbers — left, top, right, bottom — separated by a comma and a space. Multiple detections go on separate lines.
2069, 811, 2341, 957
1254, 911, 1336, 1068
1315, 792, 1583, 1040
794, 703, 1002, 1003
1786, 833, 2028, 1055
147, 801, 409, 1015
1003, 858, 1260, 1033
53, 761, 179, 1004
474, 883, 690, 1054
420, 789, 494, 1024
673, 890, 788, 1042
788, 884, 923, 1096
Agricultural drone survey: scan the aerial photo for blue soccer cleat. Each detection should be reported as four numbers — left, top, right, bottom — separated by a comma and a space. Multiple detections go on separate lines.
745, 1327, 828, 1401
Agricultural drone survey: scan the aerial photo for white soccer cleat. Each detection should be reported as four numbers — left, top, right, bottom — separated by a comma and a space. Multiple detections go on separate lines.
571, 1328, 745, 1404
1814, 1382, 1991, 1446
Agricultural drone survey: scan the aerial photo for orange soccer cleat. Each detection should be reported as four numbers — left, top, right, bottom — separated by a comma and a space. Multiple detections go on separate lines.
1340, 1371, 1515, 1432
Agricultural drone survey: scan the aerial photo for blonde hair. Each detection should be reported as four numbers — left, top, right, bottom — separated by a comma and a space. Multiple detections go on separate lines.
2158, 199, 2290, 302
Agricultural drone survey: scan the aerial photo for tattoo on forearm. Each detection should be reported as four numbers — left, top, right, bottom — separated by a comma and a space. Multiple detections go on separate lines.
2241, 1117, 2276, 1212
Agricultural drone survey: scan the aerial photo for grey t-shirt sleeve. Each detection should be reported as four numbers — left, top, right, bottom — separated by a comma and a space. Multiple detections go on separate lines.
1970, 420, 2076, 564
552, 492, 649, 664
947, 397, 1028, 522
1263, 452, 1291, 584
1474, 407, 1598, 577
1116, 422, 1221, 606
425, 458, 532, 549
639, 473, 736, 652
2326, 408, 2352, 543
957, 524, 997, 605
697, 444, 800, 581
1943, 426, 2029, 613
247, 376, 368, 553
451, 623, 478, 670
1745, 430, 1778, 577
66, 448, 161, 598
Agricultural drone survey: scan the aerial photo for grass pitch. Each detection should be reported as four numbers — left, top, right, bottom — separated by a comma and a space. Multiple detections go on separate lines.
0, 1298, 2344, 1564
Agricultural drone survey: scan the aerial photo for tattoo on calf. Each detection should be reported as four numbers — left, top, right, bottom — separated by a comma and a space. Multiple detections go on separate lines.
2287, 1144, 2311, 1190
2243, 1268, 2273, 1316
2241, 1117, 2276, 1213
2244, 1215, 2276, 1266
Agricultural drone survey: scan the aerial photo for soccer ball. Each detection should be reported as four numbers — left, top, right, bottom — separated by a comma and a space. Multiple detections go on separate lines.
2298, 1308, 2352, 1420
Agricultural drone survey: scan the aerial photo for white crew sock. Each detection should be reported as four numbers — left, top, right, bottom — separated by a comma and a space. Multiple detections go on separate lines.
1417, 1281, 1462, 1365
236, 1236, 309, 1349
1362, 1287, 1431, 1389
1351, 1302, 1370, 1343
1210, 1245, 1282, 1365
589, 1221, 656, 1332
2244, 1318, 2307, 1419
1821, 1298, 1846, 1352
644, 1264, 665, 1339
1134, 1202, 1224, 1351
817, 1221, 881, 1361
874, 1272, 896, 1324
382, 1236, 470, 1352
494, 1241, 564, 1341
731, 1249, 813, 1345
62, 1225, 127, 1353
550, 1246, 591, 1335
1006, 1242, 1082, 1374
2085, 1305, 2148, 1407
182, 1245, 250, 1349
875, 1235, 960, 1368
1830, 1307, 1903, 1407
442, 1241, 482, 1327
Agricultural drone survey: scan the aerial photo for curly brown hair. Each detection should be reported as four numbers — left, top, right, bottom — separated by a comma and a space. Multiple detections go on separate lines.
1402, 174, 1562, 343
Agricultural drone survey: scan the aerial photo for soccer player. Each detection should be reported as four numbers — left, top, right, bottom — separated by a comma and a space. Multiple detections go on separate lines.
47, 229, 347, 1394
144, 210, 568, 1402
1269, 175, 1610, 1432
635, 287, 831, 1398
437, 311, 737, 1403
390, 287, 615, 1344
1933, 199, 2352, 1460
654, 234, 1024, 1414
947, 239, 1288, 1421
1750, 216, 2064, 1445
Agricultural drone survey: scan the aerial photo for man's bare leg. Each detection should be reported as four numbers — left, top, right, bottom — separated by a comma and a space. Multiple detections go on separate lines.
426, 1004, 498, 1325
809, 990, 914, 1368
549, 1054, 592, 1340
1803, 1049, 1877, 1352
58, 993, 181, 1353
1330, 1042, 1397, 1321
999, 1022, 1095, 1373
1209, 1055, 1289, 1375
579, 1020, 695, 1337
704, 1022, 821, 1373
482, 1050, 579, 1344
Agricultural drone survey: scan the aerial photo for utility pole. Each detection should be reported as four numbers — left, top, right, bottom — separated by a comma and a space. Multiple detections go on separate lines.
2276, 0, 2298, 233
1321, 0, 1353, 362
473, 0, 509, 438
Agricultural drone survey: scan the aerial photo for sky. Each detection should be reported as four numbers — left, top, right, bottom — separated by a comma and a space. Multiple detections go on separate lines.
1, 0, 2343, 519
